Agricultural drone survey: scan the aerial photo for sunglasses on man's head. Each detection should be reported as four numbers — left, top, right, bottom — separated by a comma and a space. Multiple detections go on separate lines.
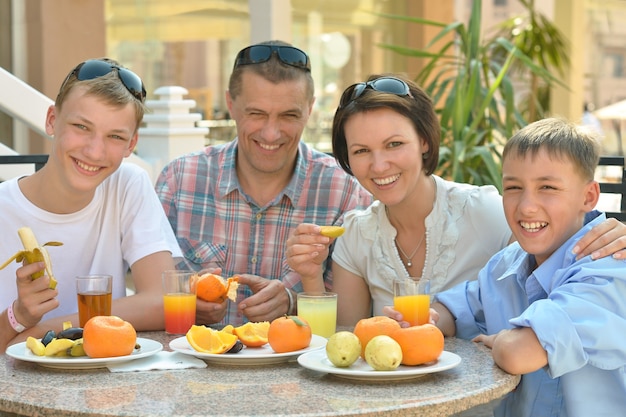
339, 77, 413, 108
60, 59, 146, 102
233, 45, 311, 71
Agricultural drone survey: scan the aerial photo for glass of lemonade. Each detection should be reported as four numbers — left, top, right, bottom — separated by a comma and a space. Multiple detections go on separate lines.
76, 275, 113, 327
393, 278, 431, 326
297, 292, 337, 338
162, 270, 197, 335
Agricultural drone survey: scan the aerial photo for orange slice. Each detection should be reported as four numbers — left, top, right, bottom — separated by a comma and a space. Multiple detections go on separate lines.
191, 273, 239, 303
233, 321, 270, 347
319, 226, 345, 238
186, 325, 238, 354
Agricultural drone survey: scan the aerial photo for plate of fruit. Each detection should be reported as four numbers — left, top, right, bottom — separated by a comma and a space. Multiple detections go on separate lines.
169, 316, 326, 365
6, 316, 163, 369
298, 317, 461, 381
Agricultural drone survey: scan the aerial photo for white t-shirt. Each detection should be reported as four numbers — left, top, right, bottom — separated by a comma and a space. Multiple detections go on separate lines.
332, 175, 511, 316
0, 163, 182, 321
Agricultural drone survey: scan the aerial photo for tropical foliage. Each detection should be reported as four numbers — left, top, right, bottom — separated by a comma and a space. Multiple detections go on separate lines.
376, 0, 564, 190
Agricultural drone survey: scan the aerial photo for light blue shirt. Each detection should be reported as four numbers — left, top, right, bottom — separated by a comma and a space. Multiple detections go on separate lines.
435, 212, 626, 417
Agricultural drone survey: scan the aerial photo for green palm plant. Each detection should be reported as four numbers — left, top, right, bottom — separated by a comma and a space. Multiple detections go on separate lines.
489, 0, 570, 122
376, 0, 563, 190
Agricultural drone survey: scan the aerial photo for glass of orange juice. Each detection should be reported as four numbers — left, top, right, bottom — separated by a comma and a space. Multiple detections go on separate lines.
162, 270, 197, 335
393, 278, 431, 326
297, 292, 337, 338
76, 275, 113, 327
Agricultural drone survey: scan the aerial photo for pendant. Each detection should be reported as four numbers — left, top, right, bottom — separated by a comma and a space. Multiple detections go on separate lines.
407, 260, 412, 267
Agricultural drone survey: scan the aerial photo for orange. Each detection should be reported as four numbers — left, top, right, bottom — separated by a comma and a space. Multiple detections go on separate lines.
83, 316, 137, 358
353, 316, 401, 359
191, 272, 239, 303
186, 325, 238, 354
267, 316, 312, 353
391, 324, 444, 365
233, 321, 270, 347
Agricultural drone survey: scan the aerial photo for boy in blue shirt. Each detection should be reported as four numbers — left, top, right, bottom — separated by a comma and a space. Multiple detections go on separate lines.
432, 118, 626, 417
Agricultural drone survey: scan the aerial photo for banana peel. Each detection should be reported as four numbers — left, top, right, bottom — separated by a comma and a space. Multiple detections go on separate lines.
0, 227, 62, 289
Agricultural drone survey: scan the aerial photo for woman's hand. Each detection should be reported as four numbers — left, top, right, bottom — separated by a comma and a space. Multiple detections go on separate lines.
286, 223, 332, 291
574, 217, 626, 260
382, 305, 439, 328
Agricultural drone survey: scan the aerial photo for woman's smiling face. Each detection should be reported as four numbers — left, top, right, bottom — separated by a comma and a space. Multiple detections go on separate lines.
344, 108, 428, 206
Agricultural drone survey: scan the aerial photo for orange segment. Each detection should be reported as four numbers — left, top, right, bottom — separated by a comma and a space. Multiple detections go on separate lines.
233, 321, 270, 347
319, 226, 345, 238
192, 273, 240, 303
186, 325, 238, 354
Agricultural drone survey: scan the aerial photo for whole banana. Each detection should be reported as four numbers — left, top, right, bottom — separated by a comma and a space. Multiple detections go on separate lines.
0, 227, 63, 289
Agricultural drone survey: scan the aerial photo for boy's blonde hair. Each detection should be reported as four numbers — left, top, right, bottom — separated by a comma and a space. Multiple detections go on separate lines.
503, 117, 601, 181
55, 58, 147, 129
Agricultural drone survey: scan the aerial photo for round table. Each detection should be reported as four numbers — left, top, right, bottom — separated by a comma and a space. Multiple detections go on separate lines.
0, 332, 519, 417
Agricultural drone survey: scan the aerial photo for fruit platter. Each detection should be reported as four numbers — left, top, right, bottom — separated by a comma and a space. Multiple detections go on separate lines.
6, 317, 162, 369
298, 316, 462, 380
170, 315, 327, 365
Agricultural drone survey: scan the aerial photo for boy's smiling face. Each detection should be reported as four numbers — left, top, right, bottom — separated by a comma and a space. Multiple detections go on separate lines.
502, 148, 600, 266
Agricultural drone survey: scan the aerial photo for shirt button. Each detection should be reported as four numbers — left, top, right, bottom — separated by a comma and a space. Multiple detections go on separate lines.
251, 257, 258, 264
256, 213, 262, 220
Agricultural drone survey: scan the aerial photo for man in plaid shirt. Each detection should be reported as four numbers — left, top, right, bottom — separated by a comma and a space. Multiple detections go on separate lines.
156, 41, 371, 326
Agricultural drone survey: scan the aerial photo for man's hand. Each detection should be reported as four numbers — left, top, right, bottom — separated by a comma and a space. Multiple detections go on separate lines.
236, 274, 289, 323
195, 299, 228, 325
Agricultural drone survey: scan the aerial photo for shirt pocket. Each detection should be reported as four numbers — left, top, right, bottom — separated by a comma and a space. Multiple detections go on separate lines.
178, 238, 227, 270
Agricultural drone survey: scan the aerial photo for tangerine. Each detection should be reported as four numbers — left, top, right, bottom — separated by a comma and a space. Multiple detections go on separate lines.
353, 316, 401, 359
186, 325, 238, 354
83, 316, 137, 358
267, 316, 312, 353
391, 324, 444, 365
233, 321, 270, 347
191, 273, 239, 303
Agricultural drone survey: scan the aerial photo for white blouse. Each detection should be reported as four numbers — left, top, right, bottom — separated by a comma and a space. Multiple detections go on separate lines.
332, 175, 511, 316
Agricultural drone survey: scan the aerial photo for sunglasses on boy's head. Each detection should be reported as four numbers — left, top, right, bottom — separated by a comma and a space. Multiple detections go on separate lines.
60, 59, 147, 102
233, 45, 311, 71
339, 77, 413, 108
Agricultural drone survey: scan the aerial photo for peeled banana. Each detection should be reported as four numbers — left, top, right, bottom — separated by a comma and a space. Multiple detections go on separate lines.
0, 227, 62, 289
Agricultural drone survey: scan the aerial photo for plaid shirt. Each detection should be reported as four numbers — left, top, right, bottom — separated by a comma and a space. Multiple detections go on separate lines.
155, 139, 372, 325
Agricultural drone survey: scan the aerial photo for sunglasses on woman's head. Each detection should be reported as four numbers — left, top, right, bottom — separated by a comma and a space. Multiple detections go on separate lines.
60, 59, 146, 102
233, 45, 311, 71
338, 77, 413, 108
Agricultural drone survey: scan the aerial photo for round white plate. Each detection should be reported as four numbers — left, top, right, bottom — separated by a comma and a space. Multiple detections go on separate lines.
297, 349, 462, 381
6, 337, 163, 370
169, 334, 327, 365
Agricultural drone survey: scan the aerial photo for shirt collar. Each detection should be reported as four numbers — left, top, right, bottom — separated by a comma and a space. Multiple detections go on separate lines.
217, 139, 309, 208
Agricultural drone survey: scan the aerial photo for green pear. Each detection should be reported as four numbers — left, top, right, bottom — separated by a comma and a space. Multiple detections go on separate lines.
364, 335, 402, 371
326, 331, 361, 367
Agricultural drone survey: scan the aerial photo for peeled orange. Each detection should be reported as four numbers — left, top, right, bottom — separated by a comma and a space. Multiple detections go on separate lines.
233, 321, 270, 347
186, 325, 238, 354
191, 272, 239, 303
83, 316, 137, 358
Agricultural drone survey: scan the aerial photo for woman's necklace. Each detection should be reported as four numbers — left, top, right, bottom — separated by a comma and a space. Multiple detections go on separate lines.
395, 234, 425, 267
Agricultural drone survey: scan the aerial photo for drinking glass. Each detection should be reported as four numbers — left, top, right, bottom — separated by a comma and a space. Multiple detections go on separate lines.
296, 292, 337, 338
393, 278, 431, 326
76, 275, 113, 327
162, 270, 197, 335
